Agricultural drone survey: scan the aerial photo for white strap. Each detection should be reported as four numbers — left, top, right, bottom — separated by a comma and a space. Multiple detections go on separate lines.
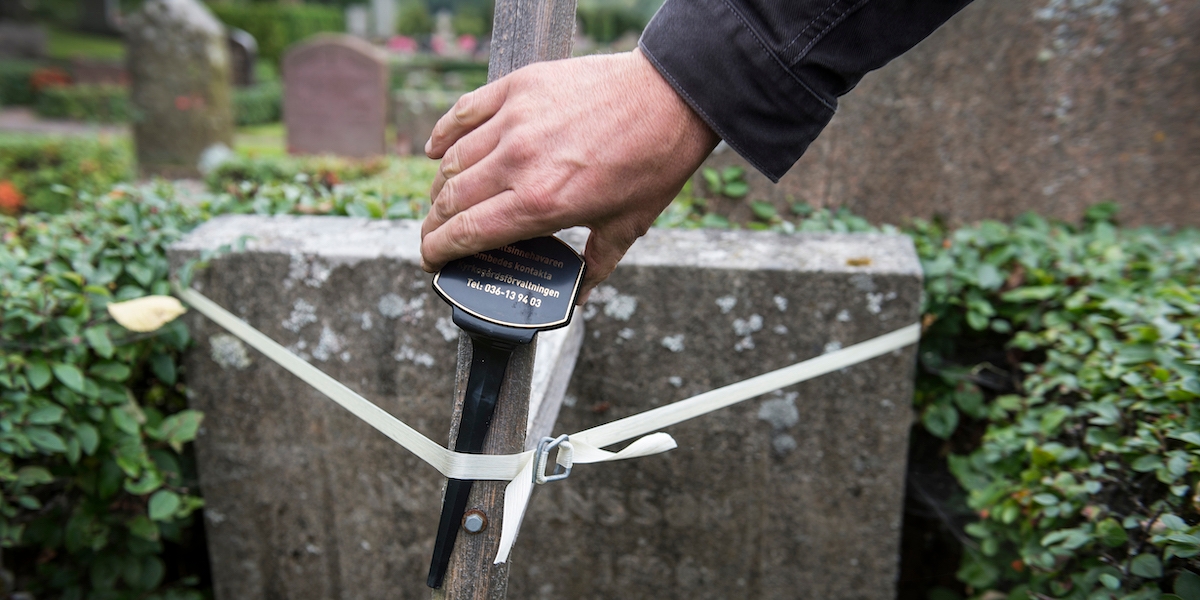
174, 287, 919, 565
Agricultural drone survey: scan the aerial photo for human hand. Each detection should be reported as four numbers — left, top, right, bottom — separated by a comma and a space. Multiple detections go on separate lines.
421, 48, 719, 303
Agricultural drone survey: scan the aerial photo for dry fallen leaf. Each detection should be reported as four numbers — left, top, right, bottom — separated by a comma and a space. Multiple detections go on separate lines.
107, 296, 187, 332
846, 257, 872, 267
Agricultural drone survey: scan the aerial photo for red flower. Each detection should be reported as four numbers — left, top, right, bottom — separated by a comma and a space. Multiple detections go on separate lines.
0, 180, 24, 215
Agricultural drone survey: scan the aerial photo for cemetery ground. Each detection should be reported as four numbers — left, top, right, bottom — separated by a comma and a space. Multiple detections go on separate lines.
1, 127, 1199, 600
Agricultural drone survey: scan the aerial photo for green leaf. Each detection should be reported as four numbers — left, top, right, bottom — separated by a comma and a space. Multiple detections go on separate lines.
110, 406, 141, 435
1130, 553, 1163, 579
148, 490, 181, 521
722, 181, 749, 199
150, 352, 176, 385
1032, 493, 1060, 506
125, 262, 154, 287
16, 466, 54, 487
27, 427, 67, 453
52, 363, 86, 393
27, 405, 65, 425
1131, 454, 1164, 473
699, 213, 730, 229
1099, 573, 1121, 590
1174, 570, 1200, 600
76, 423, 100, 455
159, 410, 203, 452
89, 361, 131, 382
25, 359, 52, 390
127, 515, 159, 542
749, 201, 777, 221
84, 326, 114, 359
1000, 285, 1060, 302
720, 165, 745, 182
124, 470, 163, 495
922, 402, 959, 439
701, 168, 721, 193
1098, 518, 1128, 547
976, 264, 1003, 290
138, 555, 165, 590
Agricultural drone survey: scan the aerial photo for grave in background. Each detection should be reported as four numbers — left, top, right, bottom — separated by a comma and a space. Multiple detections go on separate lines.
697, 0, 1200, 228
226, 28, 257, 87
126, 0, 233, 178
171, 216, 921, 599
0, 22, 46, 59
393, 89, 461, 155
283, 36, 387, 158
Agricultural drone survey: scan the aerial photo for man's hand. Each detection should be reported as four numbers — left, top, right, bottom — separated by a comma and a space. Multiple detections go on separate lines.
421, 49, 719, 303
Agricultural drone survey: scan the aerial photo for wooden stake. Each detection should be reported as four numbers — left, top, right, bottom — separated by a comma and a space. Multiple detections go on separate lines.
434, 4, 577, 597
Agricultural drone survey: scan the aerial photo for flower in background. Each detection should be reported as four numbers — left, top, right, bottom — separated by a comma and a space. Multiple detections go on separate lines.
457, 34, 477, 54
29, 67, 71, 92
0, 180, 24, 215
387, 35, 418, 53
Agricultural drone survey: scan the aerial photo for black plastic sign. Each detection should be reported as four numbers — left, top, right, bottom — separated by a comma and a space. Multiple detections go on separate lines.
432, 236, 586, 330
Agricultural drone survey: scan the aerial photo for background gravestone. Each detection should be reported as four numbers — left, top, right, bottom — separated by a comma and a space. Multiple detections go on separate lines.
125, 0, 233, 178
345, 5, 369, 38
284, 36, 387, 158
227, 28, 257, 87
172, 216, 921, 600
696, 0, 1200, 228
0, 22, 47, 59
370, 0, 395, 38
393, 89, 461, 155
80, 0, 122, 35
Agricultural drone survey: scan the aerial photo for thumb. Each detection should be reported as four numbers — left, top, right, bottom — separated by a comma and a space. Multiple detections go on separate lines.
578, 227, 635, 305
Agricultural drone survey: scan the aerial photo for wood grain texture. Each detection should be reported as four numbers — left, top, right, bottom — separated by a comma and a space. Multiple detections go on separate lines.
435, 2, 576, 596
434, 333, 536, 600
487, 0, 578, 82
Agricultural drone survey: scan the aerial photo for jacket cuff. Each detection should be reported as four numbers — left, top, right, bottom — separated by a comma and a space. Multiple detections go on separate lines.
639, 0, 835, 183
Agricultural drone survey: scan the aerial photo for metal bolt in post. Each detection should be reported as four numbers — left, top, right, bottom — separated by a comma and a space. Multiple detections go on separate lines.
462, 510, 487, 534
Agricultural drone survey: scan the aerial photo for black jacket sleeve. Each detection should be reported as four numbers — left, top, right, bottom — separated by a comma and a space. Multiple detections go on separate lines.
639, 0, 975, 182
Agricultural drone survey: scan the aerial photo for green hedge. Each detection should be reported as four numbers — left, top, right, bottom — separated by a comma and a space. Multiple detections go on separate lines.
208, 4, 345, 64
576, 5, 646, 43
0, 186, 207, 600
0, 136, 132, 213
0, 60, 43, 106
35, 84, 130, 123
232, 81, 281, 126
908, 208, 1200, 599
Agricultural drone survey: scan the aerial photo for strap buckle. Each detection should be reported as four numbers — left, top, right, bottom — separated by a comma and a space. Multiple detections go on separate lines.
533, 434, 573, 484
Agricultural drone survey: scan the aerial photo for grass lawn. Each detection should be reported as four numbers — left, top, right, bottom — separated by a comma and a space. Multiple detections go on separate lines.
47, 27, 126, 61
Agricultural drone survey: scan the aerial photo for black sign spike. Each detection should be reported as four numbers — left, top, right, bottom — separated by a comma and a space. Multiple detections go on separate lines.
427, 236, 585, 589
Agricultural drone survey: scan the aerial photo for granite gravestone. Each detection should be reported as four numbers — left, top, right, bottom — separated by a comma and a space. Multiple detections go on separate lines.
226, 28, 257, 87
394, 89, 461, 155
283, 36, 387, 158
0, 22, 47, 59
370, 0, 396, 38
693, 0, 1200, 228
125, 0, 234, 178
80, 0, 122, 35
171, 216, 922, 600
345, 5, 369, 38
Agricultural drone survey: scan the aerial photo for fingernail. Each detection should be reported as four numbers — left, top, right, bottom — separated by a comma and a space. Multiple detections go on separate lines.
424, 137, 433, 155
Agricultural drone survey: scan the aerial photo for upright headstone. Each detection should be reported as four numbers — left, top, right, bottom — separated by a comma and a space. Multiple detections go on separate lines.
283, 36, 387, 158
370, 0, 396, 38
125, 0, 233, 178
80, 0, 122, 35
694, 0, 1200, 228
0, 22, 46, 59
345, 4, 369, 38
226, 28, 257, 87
394, 89, 462, 155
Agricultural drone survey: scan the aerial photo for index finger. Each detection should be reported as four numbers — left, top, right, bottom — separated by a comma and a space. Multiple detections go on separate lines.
425, 78, 510, 159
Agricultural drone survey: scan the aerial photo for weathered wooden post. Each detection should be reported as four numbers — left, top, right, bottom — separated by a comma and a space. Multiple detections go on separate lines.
432, 3, 577, 598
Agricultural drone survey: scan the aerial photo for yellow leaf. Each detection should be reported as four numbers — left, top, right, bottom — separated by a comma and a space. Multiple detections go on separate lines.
106, 296, 187, 332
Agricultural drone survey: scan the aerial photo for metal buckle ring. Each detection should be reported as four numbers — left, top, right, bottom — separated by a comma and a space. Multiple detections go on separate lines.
533, 434, 573, 485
